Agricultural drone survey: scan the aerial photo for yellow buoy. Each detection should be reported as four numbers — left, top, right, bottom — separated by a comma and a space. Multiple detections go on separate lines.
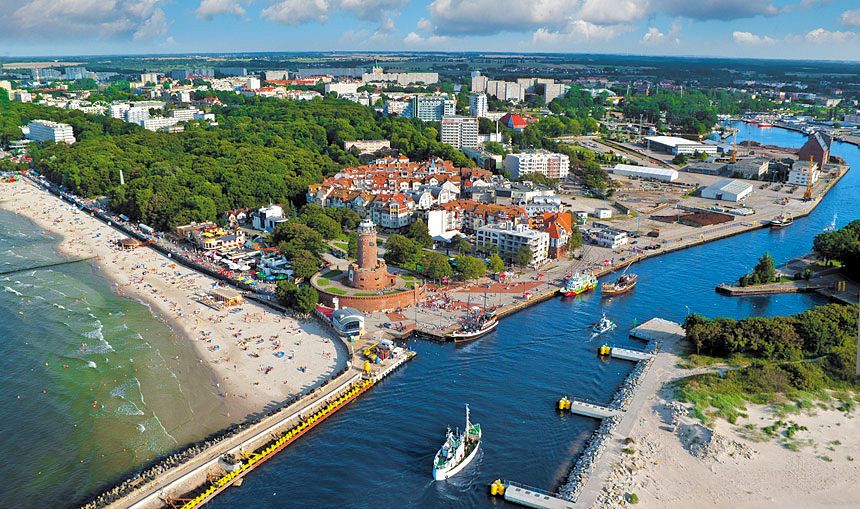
489, 479, 505, 496
599, 345, 611, 356
558, 396, 571, 411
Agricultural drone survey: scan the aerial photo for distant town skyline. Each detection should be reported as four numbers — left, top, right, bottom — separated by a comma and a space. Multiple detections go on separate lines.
2, 0, 860, 61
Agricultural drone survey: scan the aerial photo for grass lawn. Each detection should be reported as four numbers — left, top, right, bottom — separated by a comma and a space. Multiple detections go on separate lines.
316, 277, 331, 285
322, 286, 347, 296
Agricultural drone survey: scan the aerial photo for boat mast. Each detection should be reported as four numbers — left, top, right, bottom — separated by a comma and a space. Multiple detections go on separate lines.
465, 403, 470, 428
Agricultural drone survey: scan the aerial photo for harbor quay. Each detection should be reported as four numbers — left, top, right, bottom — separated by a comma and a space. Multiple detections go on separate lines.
359, 162, 848, 344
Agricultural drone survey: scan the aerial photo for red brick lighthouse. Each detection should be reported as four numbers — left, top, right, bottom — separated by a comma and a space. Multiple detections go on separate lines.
348, 219, 395, 290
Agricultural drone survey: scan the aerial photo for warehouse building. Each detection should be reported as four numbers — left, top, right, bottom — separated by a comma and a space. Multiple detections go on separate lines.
611, 163, 679, 182
644, 136, 718, 156
700, 179, 753, 202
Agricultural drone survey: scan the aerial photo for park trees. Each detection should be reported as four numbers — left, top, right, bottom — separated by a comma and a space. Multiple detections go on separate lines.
406, 218, 434, 248
455, 255, 487, 280
488, 253, 505, 274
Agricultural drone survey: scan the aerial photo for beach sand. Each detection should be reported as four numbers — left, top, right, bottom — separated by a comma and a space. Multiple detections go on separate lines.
595, 352, 860, 508
0, 179, 345, 420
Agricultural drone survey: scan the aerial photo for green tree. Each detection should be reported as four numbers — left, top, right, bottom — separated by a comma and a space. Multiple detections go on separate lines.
422, 251, 454, 280
276, 280, 299, 307
567, 226, 584, 254
488, 253, 505, 273
383, 234, 420, 266
515, 245, 533, 267
455, 255, 487, 280
290, 249, 321, 280
347, 232, 358, 259
455, 235, 472, 255
294, 285, 319, 314
407, 218, 434, 248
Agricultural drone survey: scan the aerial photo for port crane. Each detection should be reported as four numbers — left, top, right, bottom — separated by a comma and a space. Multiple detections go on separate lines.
803, 155, 815, 201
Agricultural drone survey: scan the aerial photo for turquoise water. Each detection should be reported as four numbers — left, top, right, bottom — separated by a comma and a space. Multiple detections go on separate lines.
208, 124, 858, 508
0, 210, 231, 508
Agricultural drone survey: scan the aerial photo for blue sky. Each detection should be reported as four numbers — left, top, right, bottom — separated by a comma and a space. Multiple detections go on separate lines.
1, 0, 860, 60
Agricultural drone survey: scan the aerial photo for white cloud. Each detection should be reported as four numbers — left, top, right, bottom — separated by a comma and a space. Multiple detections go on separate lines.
403, 31, 449, 46
579, 0, 650, 24
804, 27, 856, 44
416, 18, 432, 32
533, 20, 629, 44
655, 0, 778, 20
262, 0, 406, 25
133, 8, 168, 40
732, 30, 776, 45
196, 0, 249, 19
842, 9, 860, 28
0, 0, 170, 41
642, 22, 680, 44
262, 0, 330, 24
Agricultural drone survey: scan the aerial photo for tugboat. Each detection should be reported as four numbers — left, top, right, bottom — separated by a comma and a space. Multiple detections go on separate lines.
432, 405, 482, 481
601, 266, 638, 297
451, 309, 497, 343
769, 213, 794, 229
593, 313, 616, 334
561, 272, 598, 297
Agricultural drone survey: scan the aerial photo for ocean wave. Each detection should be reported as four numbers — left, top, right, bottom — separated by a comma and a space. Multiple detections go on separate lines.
4, 286, 23, 297
116, 401, 145, 416
87, 361, 97, 369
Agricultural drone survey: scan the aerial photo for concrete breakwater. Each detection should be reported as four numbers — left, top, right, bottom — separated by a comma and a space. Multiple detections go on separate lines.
77, 366, 351, 509
556, 350, 656, 502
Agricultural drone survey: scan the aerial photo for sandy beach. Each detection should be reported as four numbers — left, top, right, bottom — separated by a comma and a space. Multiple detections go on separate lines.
594, 348, 860, 508
0, 179, 345, 420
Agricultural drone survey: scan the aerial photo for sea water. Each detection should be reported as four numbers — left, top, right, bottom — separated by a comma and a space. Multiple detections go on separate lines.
0, 210, 232, 508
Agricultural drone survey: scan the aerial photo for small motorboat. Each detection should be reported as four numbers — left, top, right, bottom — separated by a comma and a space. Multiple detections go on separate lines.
593, 314, 616, 334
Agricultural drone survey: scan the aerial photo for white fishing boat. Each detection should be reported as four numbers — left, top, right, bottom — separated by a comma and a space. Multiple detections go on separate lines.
592, 313, 616, 334
432, 405, 482, 481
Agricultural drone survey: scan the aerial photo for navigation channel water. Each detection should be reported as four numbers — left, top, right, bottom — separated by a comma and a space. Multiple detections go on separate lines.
208, 124, 858, 509
0, 210, 232, 508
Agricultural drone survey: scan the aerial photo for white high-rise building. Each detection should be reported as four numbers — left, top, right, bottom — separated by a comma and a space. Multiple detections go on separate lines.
265, 70, 290, 81
324, 82, 361, 96
124, 107, 150, 124
246, 77, 261, 90
403, 95, 456, 122
440, 115, 480, 150
476, 222, 549, 266
469, 93, 488, 118
26, 120, 76, 144
109, 103, 131, 119
471, 73, 488, 93
544, 83, 567, 104
140, 73, 159, 84
170, 108, 201, 121
505, 151, 570, 179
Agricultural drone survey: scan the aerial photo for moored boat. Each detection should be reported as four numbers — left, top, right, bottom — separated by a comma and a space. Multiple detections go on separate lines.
601, 273, 638, 296
769, 214, 794, 228
432, 405, 482, 481
561, 272, 597, 297
451, 310, 497, 343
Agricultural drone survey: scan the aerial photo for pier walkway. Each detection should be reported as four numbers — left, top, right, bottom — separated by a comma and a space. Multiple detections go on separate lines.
0, 256, 97, 275
502, 482, 576, 509
566, 399, 621, 419
630, 318, 685, 344
608, 347, 653, 362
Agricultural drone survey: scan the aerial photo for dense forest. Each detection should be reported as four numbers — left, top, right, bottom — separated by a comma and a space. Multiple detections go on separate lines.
0, 92, 472, 230
684, 303, 858, 383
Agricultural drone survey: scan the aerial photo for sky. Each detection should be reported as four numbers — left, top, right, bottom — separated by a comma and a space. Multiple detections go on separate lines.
1, 0, 860, 60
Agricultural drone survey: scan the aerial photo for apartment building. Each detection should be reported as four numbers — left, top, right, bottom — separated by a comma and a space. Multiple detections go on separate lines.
505, 151, 570, 179
476, 222, 549, 265
26, 120, 76, 144
440, 115, 479, 150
